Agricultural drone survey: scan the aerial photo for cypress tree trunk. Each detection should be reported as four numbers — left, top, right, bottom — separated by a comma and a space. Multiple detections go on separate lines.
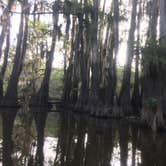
158, 0, 166, 126
119, 0, 137, 115
30, 2, 59, 106
3, 1, 30, 106
132, 0, 142, 114
141, 0, 164, 131
1, 109, 17, 166
70, 21, 80, 105
63, 16, 76, 104
0, 0, 14, 59
0, 1, 14, 100
112, 0, 119, 104
87, 0, 102, 115
107, 0, 119, 107
76, 13, 89, 110
0, 27, 10, 99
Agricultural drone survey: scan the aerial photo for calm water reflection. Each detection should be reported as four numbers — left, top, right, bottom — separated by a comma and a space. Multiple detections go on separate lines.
0, 108, 166, 166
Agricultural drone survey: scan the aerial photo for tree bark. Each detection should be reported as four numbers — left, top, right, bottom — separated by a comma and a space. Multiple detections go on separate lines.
1, 109, 17, 166
30, 2, 59, 106
119, 0, 137, 115
87, 0, 102, 115
3, 0, 30, 106
0, 27, 10, 99
132, 0, 142, 114
107, 0, 119, 106
0, 0, 14, 59
75, 12, 89, 110
141, 0, 162, 130
63, 16, 76, 103
34, 110, 48, 166
158, 0, 166, 125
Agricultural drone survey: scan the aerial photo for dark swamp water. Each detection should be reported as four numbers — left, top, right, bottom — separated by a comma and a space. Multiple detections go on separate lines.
0, 108, 166, 166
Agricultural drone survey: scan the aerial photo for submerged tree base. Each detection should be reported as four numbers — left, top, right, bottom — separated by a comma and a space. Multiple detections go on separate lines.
61, 101, 166, 132
141, 107, 165, 132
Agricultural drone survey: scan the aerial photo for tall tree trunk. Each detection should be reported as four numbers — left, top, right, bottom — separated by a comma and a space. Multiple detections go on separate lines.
149, 0, 159, 40
159, 0, 166, 43
0, 1, 14, 100
158, 0, 166, 125
0, 27, 10, 99
3, 0, 30, 106
107, 0, 119, 106
76, 12, 89, 109
132, 0, 142, 114
70, 21, 80, 105
0, 0, 14, 59
63, 15, 71, 85
63, 16, 76, 103
119, 0, 137, 115
30, 2, 59, 106
87, 0, 102, 115
112, 0, 119, 104
141, 0, 161, 130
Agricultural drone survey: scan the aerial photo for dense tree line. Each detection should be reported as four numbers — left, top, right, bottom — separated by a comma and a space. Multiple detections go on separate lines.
0, 0, 166, 130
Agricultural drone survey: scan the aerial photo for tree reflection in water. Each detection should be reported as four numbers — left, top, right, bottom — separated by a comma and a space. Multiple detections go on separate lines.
1, 108, 17, 166
33, 108, 48, 166
1, 110, 166, 166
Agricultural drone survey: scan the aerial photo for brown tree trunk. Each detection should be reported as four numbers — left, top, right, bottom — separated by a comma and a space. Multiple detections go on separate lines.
30, 3, 59, 106
3, 1, 30, 106
158, 0, 166, 126
1, 109, 17, 166
87, 0, 102, 115
112, 0, 119, 105
119, 0, 137, 115
132, 0, 142, 114
76, 13, 89, 110
107, 0, 119, 107
70, 22, 80, 105
0, 0, 14, 59
141, 0, 163, 131
0, 27, 10, 99
63, 16, 76, 103
0, 1, 14, 100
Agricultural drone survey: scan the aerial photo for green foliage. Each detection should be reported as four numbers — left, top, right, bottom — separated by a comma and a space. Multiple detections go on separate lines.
145, 97, 158, 110
13, 110, 36, 163
19, 57, 44, 97
18, 20, 50, 98
29, 20, 50, 39
116, 66, 135, 93
49, 68, 64, 99
45, 112, 59, 137
142, 40, 159, 65
116, 66, 124, 92
83, 3, 93, 14
142, 39, 166, 65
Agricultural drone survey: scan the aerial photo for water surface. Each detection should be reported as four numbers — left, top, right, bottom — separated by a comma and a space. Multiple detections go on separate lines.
0, 108, 166, 166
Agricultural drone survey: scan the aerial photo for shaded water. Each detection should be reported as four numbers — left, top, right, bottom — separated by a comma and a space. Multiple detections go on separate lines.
0, 108, 166, 166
